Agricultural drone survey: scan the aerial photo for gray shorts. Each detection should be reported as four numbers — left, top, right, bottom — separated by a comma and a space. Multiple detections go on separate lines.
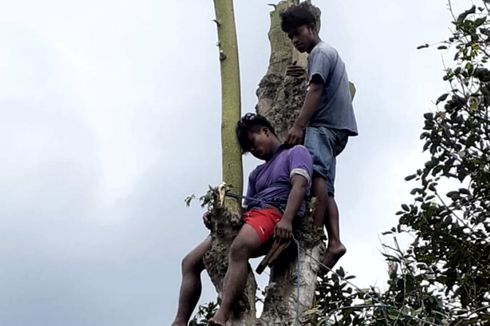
304, 126, 348, 195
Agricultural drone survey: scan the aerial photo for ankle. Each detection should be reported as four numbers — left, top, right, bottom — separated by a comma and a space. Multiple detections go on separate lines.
327, 240, 343, 248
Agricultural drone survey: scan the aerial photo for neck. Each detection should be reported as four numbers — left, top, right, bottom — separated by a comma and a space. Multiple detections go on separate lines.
264, 141, 281, 161
307, 37, 321, 53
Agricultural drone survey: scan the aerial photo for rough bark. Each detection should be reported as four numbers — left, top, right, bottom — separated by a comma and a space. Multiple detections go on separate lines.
256, 2, 325, 324
259, 212, 325, 325
256, 0, 304, 142
203, 188, 324, 326
203, 186, 257, 325
204, 1, 325, 325
206, 1, 254, 324
256, 0, 321, 141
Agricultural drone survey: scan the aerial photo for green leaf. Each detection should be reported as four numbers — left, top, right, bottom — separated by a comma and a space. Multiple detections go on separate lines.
446, 191, 460, 199
459, 188, 470, 195
474, 17, 487, 27
436, 93, 449, 104
337, 267, 345, 277
405, 174, 417, 181
456, 6, 475, 25
184, 194, 196, 207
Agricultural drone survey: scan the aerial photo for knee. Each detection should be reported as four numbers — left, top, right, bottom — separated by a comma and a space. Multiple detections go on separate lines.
313, 192, 329, 207
229, 240, 250, 262
312, 178, 328, 200
181, 252, 204, 274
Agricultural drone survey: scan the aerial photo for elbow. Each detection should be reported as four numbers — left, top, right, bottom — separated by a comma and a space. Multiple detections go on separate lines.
294, 182, 308, 196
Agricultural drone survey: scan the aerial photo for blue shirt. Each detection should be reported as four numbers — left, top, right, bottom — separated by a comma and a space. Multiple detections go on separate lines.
308, 41, 358, 136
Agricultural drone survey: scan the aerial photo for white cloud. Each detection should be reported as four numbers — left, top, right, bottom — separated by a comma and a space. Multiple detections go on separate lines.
0, 0, 457, 324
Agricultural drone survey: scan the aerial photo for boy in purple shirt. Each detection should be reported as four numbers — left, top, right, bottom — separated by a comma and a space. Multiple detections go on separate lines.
171, 113, 312, 326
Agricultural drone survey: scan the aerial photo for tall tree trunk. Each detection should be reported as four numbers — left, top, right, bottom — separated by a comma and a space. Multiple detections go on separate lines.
204, 1, 325, 325
205, 1, 256, 325
256, 1, 324, 325
203, 187, 257, 326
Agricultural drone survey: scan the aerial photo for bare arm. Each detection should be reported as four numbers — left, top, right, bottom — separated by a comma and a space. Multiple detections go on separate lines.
274, 174, 309, 240
295, 80, 324, 129
286, 78, 324, 145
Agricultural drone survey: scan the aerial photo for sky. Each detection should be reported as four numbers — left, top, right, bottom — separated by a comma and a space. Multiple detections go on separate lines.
0, 0, 461, 325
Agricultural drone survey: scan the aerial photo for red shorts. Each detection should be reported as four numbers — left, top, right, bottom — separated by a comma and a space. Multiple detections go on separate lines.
243, 208, 282, 244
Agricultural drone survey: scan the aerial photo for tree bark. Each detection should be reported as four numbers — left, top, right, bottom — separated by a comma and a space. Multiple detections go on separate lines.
256, 0, 304, 142
204, 1, 325, 325
206, 1, 255, 324
203, 188, 257, 325
256, 1, 325, 324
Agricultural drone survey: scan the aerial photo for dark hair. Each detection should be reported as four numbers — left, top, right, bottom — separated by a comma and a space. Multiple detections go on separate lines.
280, 2, 319, 33
236, 113, 276, 153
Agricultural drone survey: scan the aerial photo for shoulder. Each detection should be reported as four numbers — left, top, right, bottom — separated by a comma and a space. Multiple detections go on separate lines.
248, 164, 262, 180
286, 146, 313, 179
286, 145, 312, 159
311, 42, 339, 59
288, 144, 309, 153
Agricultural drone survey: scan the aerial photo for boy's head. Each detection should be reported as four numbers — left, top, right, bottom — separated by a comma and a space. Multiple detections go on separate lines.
280, 2, 321, 53
236, 113, 279, 160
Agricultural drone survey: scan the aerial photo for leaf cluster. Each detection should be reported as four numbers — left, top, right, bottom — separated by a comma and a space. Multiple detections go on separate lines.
189, 2, 490, 325
310, 1, 490, 325
189, 302, 218, 326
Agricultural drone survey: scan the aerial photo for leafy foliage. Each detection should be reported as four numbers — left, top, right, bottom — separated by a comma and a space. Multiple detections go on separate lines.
189, 302, 218, 326
190, 2, 489, 325
306, 1, 490, 325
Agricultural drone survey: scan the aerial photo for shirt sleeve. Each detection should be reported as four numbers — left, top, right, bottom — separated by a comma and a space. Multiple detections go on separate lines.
288, 145, 313, 186
308, 47, 333, 85
244, 169, 257, 207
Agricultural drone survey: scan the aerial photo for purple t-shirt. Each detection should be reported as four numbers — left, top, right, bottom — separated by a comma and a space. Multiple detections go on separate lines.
245, 145, 313, 216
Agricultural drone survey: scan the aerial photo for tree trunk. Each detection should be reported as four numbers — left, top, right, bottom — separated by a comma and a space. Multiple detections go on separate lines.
204, 1, 325, 325
256, 1, 324, 325
214, 0, 243, 197
203, 187, 257, 325
206, 1, 255, 324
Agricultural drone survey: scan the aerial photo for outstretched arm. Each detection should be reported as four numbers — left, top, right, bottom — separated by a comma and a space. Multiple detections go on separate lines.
274, 174, 308, 240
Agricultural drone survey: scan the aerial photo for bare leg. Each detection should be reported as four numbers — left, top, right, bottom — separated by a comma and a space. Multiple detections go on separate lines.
311, 176, 329, 227
311, 176, 346, 270
209, 225, 262, 325
171, 237, 211, 326
323, 195, 346, 269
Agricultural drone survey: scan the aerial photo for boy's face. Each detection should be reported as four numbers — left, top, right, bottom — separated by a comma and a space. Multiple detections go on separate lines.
247, 128, 273, 160
287, 24, 316, 53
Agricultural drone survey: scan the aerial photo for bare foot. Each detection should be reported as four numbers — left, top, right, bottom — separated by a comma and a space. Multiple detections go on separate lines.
322, 244, 346, 271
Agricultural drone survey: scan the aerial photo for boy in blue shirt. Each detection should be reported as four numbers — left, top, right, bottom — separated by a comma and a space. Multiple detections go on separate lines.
281, 2, 358, 270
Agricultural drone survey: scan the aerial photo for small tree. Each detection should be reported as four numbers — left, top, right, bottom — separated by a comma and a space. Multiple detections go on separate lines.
397, 1, 490, 322
306, 1, 490, 325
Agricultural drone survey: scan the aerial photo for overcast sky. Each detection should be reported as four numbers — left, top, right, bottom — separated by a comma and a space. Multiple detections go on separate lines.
0, 0, 461, 325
